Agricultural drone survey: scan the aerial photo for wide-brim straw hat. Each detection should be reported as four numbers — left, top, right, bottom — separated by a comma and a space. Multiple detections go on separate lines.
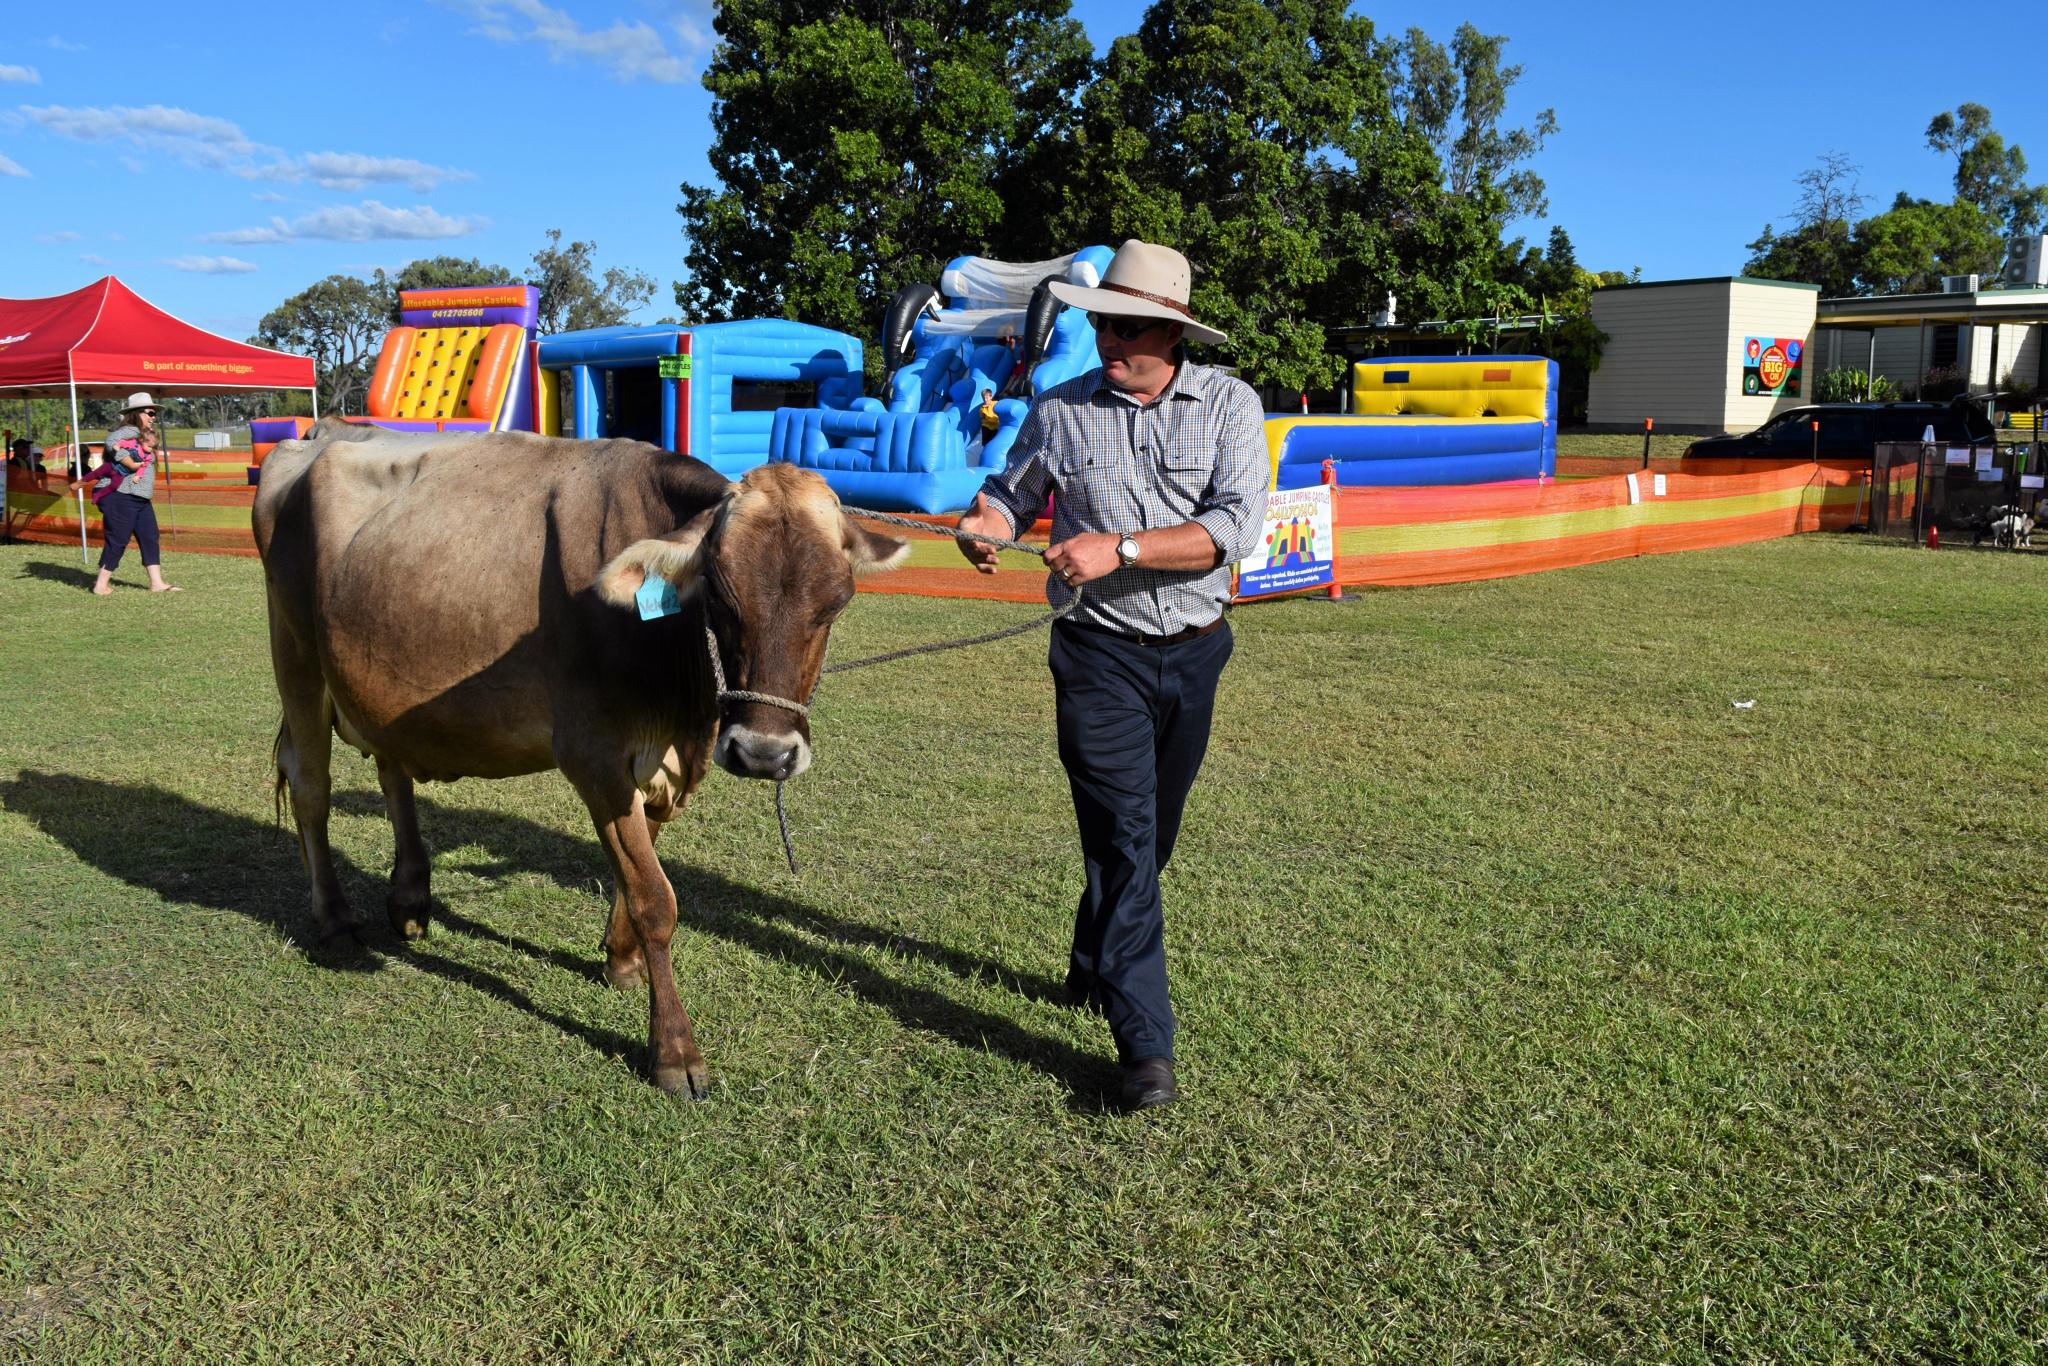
1047, 239, 1227, 346
120, 391, 159, 413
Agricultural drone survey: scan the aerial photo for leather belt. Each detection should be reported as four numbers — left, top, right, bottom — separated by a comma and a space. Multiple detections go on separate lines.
1063, 616, 1225, 648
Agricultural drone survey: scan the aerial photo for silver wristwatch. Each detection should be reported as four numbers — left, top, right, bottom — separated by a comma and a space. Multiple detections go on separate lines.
1116, 534, 1141, 568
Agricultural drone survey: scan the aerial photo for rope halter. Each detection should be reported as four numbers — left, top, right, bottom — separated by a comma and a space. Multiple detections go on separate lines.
702, 619, 811, 722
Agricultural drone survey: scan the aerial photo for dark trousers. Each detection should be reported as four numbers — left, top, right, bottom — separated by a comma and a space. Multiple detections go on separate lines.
1049, 618, 1233, 1063
98, 492, 160, 571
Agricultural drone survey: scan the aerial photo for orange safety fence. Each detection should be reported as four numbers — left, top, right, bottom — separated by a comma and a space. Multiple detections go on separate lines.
4, 459, 1889, 593
853, 459, 1881, 599
1324, 458, 1873, 589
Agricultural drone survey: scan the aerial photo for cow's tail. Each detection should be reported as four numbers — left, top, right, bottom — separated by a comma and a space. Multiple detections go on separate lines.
271, 718, 293, 831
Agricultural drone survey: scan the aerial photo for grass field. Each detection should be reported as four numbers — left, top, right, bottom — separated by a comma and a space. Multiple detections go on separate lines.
3, 536, 2045, 1361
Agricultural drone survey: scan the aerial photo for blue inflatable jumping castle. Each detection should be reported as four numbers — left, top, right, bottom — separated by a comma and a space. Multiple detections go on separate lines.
520, 248, 1113, 513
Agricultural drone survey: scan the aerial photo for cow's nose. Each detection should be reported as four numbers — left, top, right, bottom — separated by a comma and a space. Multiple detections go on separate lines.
718, 725, 810, 781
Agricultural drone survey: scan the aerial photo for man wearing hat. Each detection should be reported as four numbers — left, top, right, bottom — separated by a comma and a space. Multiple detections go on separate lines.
85, 392, 179, 595
956, 239, 1266, 1111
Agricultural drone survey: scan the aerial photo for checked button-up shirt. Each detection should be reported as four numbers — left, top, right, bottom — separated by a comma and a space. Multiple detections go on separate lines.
978, 360, 1269, 638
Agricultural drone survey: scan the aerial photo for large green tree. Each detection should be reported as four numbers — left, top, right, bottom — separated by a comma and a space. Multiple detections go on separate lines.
1853, 194, 2004, 294
1045, 2, 1554, 391
1745, 109, 2048, 293
675, 0, 1092, 336
1926, 103, 2048, 237
1046, 0, 1379, 390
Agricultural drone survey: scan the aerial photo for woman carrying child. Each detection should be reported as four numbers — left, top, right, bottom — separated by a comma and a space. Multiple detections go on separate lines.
75, 392, 180, 596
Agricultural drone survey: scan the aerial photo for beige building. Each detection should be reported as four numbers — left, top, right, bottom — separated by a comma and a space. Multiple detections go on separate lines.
1815, 285, 2047, 397
1586, 277, 1820, 434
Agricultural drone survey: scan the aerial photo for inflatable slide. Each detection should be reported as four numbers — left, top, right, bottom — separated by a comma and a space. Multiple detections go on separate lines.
759, 247, 1114, 513
352, 286, 539, 434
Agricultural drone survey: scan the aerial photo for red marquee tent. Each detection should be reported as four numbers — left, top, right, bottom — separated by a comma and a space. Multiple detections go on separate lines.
0, 274, 314, 397
0, 275, 316, 554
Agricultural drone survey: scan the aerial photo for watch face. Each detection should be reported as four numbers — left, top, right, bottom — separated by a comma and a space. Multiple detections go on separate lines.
1118, 536, 1139, 565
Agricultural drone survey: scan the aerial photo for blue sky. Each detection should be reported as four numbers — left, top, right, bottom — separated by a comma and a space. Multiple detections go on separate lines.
3, 0, 2043, 343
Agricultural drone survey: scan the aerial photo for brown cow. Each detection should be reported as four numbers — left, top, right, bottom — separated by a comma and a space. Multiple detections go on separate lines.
253, 420, 907, 1096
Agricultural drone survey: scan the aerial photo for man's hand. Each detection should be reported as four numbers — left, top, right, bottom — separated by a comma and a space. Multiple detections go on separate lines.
954, 492, 1011, 574
1044, 531, 1121, 587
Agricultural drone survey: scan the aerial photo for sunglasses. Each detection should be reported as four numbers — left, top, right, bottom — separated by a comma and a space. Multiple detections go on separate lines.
1087, 313, 1165, 341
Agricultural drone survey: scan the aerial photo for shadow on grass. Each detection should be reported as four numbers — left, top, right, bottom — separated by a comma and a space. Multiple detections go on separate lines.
0, 770, 638, 1067
367, 789, 1114, 1106
15, 559, 103, 591
4, 771, 1112, 1104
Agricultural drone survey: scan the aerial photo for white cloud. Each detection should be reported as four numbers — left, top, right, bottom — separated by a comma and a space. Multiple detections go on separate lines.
164, 255, 259, 274
251, 190, 287, 203
207, 200, 484, 245
0, 64, 41, 83
18, 104, 472, 193
35, 230, 80, 242
0, 153, 29, 178
452, 0, 695, 83
18, 103, 260, 169
245, 151, 472, 193
79, 253, 110, 266
46, 37, 86, 52
655, 0, 714, 54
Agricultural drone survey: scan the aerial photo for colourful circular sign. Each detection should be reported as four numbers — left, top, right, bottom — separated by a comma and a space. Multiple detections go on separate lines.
1758, 345, 1789, 390
1745, 337, 1762, 363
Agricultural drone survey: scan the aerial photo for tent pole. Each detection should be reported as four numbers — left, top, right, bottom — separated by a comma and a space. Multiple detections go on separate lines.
69, 381, 88, 564
311, 384, 319, 420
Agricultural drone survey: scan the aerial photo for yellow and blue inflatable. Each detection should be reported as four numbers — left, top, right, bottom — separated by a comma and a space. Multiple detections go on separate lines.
1267, 355, 1558, 488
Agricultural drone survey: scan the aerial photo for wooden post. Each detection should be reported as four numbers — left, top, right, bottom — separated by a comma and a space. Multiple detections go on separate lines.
1321, 458, 1342, 601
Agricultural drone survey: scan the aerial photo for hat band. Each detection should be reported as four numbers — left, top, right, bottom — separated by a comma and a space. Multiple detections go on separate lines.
1100, 282, 1193, 318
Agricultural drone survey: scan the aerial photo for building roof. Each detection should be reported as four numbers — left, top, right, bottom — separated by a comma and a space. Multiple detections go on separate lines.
1590, 276, 1821, 294
1816, 285, 2048, 329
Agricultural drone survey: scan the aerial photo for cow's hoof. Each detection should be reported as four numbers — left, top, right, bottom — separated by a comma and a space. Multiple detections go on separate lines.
652, 1060, 710, 1101
386, 896, 431, 940
307, 919, 359, 950
602, 954, 647, 992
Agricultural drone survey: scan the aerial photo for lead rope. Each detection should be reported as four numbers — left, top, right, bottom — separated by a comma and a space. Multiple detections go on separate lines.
707, 507, 1083, 874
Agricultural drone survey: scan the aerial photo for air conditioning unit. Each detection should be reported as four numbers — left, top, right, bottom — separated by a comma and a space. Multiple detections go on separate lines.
2003, 234, 2048, 287
1940, 274, 1981, 294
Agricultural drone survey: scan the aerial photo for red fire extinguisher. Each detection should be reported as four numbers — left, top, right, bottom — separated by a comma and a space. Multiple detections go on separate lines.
1926, 524, 1939, 550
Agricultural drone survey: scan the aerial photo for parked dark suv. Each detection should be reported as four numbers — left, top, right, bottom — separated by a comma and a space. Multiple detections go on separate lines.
1684, 401, 1996, 461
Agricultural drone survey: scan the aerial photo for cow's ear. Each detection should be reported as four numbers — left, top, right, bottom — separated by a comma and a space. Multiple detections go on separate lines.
843, 518, 911, 575
597, 507, 717, 607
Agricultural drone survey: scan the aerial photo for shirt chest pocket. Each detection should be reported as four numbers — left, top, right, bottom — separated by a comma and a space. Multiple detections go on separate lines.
1048, 448, 1132, 522
1151, 442, 1214, 503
